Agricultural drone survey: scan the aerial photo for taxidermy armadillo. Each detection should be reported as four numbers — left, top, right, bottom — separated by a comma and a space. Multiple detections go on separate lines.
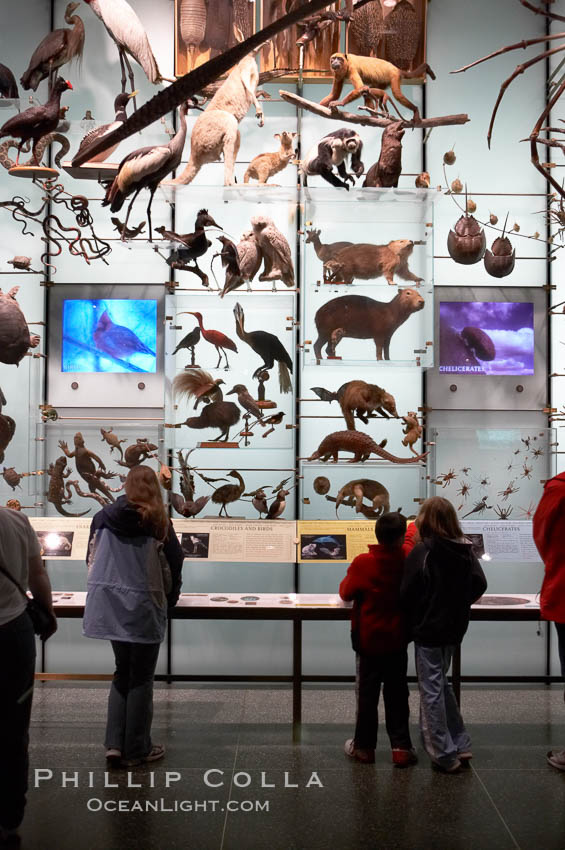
180, 0, 207, 69
307, 430, 426, 464
0, 287, 40, 365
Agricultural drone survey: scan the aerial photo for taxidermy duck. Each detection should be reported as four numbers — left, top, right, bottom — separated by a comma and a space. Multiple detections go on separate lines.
72, 90, 136, 164
20, 2, 85, 92
211, 470, 246, 517
0, 77, 72, 166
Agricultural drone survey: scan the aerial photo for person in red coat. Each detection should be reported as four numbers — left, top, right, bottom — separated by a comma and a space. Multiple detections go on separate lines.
533, 471, 565, 772
339, 512, 419, 766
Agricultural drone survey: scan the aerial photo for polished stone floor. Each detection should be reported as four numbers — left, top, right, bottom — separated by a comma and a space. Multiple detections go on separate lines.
16, 683, 565, 850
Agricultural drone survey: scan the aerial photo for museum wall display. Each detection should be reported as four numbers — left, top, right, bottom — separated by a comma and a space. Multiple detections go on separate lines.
0, 0, 563, 680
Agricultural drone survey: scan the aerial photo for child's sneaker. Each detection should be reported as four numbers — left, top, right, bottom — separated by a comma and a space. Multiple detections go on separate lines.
344, 738, 375, 764
392, 748, 418, 768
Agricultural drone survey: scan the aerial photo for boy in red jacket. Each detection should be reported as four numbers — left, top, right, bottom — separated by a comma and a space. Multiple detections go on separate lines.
339, 512, 419, 766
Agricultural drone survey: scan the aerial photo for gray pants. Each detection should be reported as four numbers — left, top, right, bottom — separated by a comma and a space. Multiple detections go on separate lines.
105, 641, 160, 760
415, 644, 471, 769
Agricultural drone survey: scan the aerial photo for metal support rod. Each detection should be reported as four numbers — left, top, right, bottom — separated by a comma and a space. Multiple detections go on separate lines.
292, 617, 302, 743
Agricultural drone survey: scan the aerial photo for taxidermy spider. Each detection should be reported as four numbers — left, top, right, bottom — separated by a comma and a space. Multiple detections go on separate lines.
452, 0, 565, 204
532, 446, 545, 458
437, 469, 457, 488
517, 501, 537, 519
477, 475, 491, 488
460, 467, 471, 476
494, 504, 513, 520
456, 482, 472, 500
521, 436, 532, 450
498, 480, 520, 501
521, 461, 533, 479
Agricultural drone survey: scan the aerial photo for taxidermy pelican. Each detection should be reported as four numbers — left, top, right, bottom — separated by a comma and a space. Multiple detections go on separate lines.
21, 2, 85, 92
102, 101, 189, 241
82, 0, 172, 96
72, 90, 137, 164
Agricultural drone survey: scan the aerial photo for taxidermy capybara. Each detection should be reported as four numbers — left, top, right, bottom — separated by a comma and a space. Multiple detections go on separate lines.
324, 238, 422, 286
313, 289, 425, 361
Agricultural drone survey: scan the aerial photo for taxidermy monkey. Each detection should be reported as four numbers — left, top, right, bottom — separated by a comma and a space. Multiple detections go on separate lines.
301, 127, 364, 190
169, 41, 264, 186
363, 121, 404, 188
401, 411, 422, 455
320, 53, 436, 122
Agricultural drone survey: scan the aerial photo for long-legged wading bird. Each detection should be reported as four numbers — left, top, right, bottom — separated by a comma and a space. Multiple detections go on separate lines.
233, 302, 293, 393
102, 101, 189, 241
82, 0, 172, 96
21, 2, 85, 92
72, 90, 136, 164
0, 77, 73, 166
177, 311, 237, 370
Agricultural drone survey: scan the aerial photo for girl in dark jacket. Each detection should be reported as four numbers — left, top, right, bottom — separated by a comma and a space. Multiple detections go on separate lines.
83, 466, 183, 768
400, 497, 487, 773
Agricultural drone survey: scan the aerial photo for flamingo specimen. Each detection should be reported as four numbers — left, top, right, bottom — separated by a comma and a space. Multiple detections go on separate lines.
177, 311, 237, 370
82, 0, 171, 96
102, 101, 189, 241
21, 2, 85, 92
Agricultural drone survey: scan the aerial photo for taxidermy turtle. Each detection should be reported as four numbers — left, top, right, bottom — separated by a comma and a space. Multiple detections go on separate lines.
0, 388, 15, 464
0, 286, 40, 365
484, 234, 515, 278
447, 213, 486, 265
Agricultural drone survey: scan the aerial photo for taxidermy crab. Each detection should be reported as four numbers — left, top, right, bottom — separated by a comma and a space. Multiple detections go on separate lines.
451, 0, 565, 204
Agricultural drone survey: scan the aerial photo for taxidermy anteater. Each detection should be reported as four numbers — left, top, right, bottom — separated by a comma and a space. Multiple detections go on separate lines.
325, 238, 422, 286
311, 380, 398, 429
307, 430, 426, 464
313, 289, 425, 361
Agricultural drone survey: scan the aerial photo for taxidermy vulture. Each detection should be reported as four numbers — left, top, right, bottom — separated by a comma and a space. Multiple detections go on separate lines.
220, 231, 263, 297
251, 216, 295, 288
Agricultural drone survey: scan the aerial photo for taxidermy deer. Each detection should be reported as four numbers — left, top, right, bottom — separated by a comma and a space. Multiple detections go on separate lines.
170, 36, 265, 186
305, 228, 353, 264
244, 131, 296, 184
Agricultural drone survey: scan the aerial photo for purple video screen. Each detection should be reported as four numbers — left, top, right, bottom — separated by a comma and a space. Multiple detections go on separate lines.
439, 301, 534, 376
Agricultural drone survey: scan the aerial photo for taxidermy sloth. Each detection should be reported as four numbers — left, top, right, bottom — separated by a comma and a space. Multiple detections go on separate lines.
320, 53, 436, 122
301, 128, 364, 189
170, 43, 264, 186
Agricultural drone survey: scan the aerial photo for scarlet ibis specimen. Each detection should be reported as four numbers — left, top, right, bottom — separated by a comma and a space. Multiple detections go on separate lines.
82, 0, 171, 96
0, 77, 72, 166
102, 101, 189, 242
233, 302, 292, 392
178, 311, 237, 370
93, 310, 155, 361
0, 64, 18, 99
72, 90, 137, 165
211, 470, 246, 517
173, 368, 224, 408
21, 3, 84, 93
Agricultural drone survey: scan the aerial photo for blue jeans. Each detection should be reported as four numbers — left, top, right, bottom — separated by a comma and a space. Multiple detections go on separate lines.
106, 641, 161, 760
415, 644, 471, 768
0, 611, 36, 830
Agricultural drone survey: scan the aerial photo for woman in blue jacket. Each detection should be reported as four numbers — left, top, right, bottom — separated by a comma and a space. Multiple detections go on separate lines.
83, 465, 183, 768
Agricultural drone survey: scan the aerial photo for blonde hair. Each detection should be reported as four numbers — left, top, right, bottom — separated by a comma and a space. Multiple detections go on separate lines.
125, 465, 168, 541
417, 496, 463, 541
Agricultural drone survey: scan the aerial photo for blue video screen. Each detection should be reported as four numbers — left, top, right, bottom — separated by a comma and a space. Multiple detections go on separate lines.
439, 301, 534, 376
62, 299, 157, 373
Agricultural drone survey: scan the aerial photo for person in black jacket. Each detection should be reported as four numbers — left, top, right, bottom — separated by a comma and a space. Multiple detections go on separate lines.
84, 465, 183, 768
400, 497, 487, 774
